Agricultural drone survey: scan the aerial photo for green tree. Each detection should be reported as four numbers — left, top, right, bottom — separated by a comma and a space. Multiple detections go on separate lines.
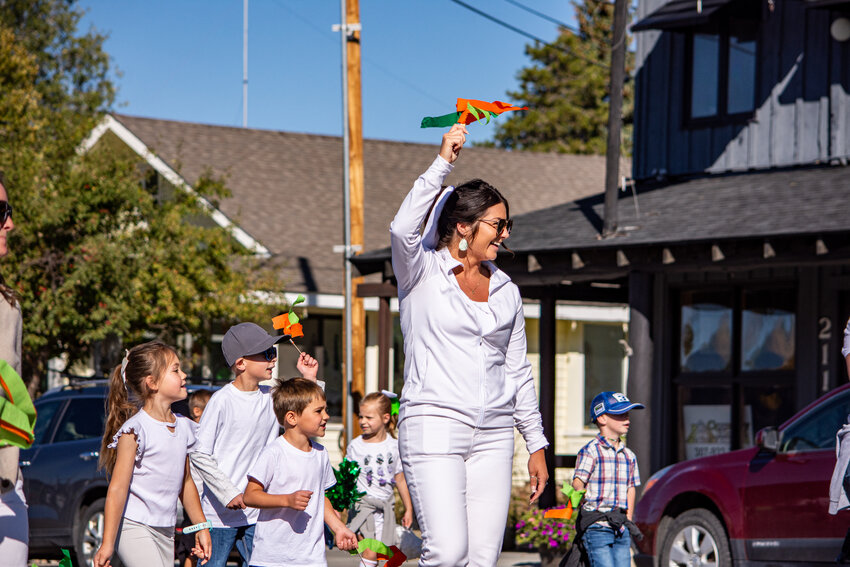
490, 0, 634, 155
0, 0, 286, 392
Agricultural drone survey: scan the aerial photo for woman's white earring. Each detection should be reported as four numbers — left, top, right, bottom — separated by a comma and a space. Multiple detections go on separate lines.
459, 238, 469, 251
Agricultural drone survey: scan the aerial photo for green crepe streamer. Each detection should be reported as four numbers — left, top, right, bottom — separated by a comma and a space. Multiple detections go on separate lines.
421, 111, 462, 128
348, 538, 392, 556
326, 457, 366, 512
59, 549, 73, 567
288, 311, 299, 325
293, 294, 306, 306
561, 483, 585, 507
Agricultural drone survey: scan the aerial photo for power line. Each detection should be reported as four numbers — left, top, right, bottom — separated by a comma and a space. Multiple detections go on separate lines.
501, 0, 580, 35
448, 0, 608, 69
268, 0, 446, 108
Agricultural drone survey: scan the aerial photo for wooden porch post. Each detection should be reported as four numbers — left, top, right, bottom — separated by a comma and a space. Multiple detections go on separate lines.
377, 295, 391, 392
539, 290, 557, 508
627, 271, 654, 485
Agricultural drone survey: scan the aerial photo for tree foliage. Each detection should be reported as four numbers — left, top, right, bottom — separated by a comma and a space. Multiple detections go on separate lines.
490, 0, 634, 155
0, 0, 285, 391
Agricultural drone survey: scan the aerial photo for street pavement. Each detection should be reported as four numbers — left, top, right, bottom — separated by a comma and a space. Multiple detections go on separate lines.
31, 549, 544, 566
325, 548, 541, 566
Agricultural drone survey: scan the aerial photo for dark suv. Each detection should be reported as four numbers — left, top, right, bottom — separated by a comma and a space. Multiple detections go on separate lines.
633, 382, 850, 567
22, 380, 216, 566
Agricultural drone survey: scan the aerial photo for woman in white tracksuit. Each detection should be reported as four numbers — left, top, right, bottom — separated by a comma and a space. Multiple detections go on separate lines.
390, 124, 549, 567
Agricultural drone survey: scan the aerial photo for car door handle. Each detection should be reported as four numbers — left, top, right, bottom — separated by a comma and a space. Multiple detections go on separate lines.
79, 451, 99, 461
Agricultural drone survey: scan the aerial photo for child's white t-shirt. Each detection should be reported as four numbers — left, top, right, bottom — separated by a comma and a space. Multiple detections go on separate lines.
193, 383, 280, 528
345, 435, 402, 501
109, 409, 196, 528
247, 436, 336, 567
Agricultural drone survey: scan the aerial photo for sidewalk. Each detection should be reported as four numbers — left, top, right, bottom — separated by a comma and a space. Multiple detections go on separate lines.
326, 548, 541, 566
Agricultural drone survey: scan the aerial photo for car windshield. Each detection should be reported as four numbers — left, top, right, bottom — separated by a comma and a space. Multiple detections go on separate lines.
32, 399, 63, 445
781, 389, 850, 452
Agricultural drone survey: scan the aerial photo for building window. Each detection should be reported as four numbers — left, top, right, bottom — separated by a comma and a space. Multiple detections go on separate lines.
680, 290, 733, 373
688, 26, 757, 123
584, 324, 627, 425
675, 286, 796, 458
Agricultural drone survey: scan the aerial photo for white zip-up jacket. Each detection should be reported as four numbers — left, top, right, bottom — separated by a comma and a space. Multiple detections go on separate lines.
390, 155, 549, 454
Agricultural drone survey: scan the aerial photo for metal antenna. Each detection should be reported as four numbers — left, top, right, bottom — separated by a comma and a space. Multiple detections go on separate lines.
242, 0, 248, 127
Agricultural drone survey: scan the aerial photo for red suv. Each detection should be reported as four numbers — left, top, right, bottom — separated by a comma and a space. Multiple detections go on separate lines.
633, 383, 850, 567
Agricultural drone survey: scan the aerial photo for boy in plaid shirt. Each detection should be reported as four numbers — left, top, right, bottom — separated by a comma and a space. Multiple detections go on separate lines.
572, 391, 644, 567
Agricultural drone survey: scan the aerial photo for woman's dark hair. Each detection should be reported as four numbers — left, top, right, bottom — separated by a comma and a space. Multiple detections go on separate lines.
434, 179, 511, 252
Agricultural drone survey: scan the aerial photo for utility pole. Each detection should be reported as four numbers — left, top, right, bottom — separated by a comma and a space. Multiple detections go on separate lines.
602, 0, 628, 237
346, 0, 366, 440
335, 0, 364, 447
242, 0, 248, 128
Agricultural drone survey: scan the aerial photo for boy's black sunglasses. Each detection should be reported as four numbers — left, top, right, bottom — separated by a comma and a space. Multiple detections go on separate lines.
480, 217, 513, 234
0, 201, 11, 225
248, 346, 278, 361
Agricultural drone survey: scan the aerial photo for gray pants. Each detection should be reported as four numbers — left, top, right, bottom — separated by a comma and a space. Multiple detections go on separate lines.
116, 518, 174, 567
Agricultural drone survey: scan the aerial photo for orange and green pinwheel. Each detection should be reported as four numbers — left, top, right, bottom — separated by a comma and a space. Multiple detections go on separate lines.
421, 98, 527, 128
272, 294, 306, 338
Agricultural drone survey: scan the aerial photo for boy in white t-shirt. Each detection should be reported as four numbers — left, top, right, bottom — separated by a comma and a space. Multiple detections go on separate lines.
189, 323, 322, 567
244, 378, 357, 566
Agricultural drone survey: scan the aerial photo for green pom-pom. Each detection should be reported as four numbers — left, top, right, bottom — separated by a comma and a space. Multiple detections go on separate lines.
326, 457, 366, 512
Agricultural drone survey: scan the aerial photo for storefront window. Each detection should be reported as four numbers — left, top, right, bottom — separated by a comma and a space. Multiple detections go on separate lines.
676, 286, 797, 459
680, 291, 733, 373
741, 289, 795, 372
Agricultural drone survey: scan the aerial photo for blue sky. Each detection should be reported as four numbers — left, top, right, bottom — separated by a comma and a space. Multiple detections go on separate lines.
78, 0, 575, 145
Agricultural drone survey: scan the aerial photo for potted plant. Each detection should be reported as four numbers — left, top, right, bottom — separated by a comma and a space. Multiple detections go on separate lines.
514, 506, 576, 567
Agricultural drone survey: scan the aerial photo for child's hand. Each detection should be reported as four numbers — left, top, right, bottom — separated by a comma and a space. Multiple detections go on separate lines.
335, 525, 358, 551
193, 529, 212, 564
226, 493, 246, 509
297, 353, 319, 380
93, 544, 113, 567
402, 508, 414, 528
284, 489, 313, 510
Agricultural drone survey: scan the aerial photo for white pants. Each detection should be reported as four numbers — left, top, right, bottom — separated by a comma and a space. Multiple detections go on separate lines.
0, 477, 28, 567
399, 415, 514, 567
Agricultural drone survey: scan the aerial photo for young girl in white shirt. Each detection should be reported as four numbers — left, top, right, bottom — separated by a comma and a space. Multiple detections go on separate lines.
94, 340, 212, 567
346, 392, 413, 567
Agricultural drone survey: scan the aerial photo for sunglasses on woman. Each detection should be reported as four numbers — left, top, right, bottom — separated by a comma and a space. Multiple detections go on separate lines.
0, 201, 11, 226
480, 217, 513, 235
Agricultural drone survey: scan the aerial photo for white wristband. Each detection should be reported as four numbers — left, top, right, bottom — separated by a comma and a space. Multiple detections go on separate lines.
182, 520, 212, 534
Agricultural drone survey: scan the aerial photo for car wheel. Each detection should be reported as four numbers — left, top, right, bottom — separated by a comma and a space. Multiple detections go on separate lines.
74, 498, 122, 567
659, 509, 731, 567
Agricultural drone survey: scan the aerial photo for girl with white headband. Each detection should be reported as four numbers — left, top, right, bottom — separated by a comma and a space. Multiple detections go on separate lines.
94, 341, 212, 567
390, 124, 549, 566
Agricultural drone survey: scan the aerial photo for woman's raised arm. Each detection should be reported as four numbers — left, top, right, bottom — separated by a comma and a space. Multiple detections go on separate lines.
389, 125, 467, 291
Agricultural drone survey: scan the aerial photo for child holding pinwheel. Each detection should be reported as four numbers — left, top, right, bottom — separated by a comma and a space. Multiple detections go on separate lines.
188, 322, 322, 567
571, 391, 645, 567
345, 392, 414, 567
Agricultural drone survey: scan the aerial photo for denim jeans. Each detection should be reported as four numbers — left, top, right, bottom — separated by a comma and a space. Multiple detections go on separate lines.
583, 524, 631, 567
207, 524, 255, 567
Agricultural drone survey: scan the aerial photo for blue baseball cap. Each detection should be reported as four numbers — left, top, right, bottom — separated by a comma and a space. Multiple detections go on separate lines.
590, 391, 645, 422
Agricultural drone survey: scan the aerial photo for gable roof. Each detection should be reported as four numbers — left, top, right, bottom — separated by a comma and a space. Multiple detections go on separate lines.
97, 113, 627, 294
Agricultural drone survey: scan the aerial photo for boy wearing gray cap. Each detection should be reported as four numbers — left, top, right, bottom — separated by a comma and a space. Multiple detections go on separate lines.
571, 391, 644, 567
189, 322, 322, 567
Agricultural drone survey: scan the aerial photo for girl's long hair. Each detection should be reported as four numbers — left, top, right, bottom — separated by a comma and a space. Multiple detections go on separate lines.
99, 340, 176, 474
361, 392, 398, 438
